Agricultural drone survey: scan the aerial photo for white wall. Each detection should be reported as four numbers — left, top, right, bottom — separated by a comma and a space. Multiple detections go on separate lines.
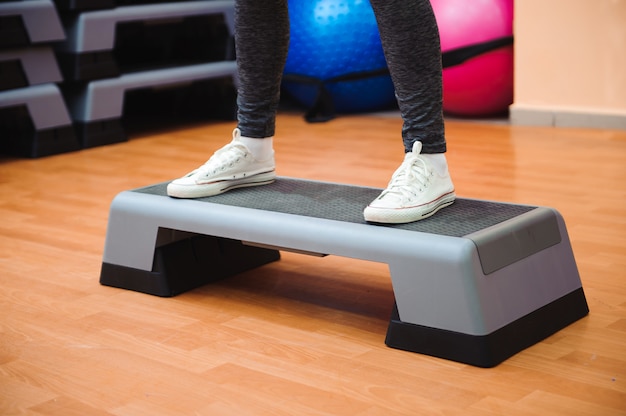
511, 0, 626, 129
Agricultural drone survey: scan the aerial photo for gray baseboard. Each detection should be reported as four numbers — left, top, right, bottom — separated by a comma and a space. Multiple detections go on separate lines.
510, 105, 626, 130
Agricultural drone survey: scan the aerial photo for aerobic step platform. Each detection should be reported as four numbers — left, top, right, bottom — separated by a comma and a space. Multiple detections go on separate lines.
54, 0, 211, 12
52, 0, 207, 12
0, 84, 79, 157
59, 0, 233, 53
56, 0, 234, 81
65, 61, 237, 147
52, 0, 115, 12
100, 178, 589, 367
0, 0, 65, 49
0, 46, 63, 92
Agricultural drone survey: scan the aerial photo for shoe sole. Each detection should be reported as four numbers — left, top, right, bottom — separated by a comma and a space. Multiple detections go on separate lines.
167, 171, 276, 199
363, 192, 456, 224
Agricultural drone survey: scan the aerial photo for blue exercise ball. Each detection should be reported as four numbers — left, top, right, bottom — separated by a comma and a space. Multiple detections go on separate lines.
282, 0, 396, 114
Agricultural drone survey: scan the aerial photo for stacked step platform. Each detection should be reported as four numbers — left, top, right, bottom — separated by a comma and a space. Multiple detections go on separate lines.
0, 0, 79, 157
0, 0, 237, 157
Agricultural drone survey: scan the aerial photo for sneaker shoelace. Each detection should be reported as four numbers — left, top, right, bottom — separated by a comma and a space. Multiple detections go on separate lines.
200, 143, 247, 173
193, 142, 248, 177
381, 153, 432, 201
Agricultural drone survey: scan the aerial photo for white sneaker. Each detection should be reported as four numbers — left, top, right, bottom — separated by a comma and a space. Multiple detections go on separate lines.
363, 142, 455, 223
167, 129, 276, 198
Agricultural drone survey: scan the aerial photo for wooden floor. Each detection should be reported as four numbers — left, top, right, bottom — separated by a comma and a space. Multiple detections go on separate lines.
1, 112, 625, 415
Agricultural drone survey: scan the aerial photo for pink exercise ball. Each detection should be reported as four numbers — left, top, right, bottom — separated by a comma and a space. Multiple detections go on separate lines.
430, 0, 514, 117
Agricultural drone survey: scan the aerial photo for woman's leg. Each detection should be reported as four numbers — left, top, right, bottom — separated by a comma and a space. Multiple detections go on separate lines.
364, 0, 455, 223
167, 0, 288, 199
369, 0, 446, 154
235, 0, 290, 138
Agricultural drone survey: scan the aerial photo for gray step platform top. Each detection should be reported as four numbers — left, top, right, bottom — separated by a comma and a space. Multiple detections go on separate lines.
131, 178, 563, 278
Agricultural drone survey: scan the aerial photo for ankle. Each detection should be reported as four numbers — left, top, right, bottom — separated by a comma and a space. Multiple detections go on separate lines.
239, 135, 274, 160
420, 153, 449, 176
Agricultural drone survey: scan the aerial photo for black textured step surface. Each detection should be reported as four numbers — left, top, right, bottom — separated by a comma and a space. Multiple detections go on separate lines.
136, 178, 535, 238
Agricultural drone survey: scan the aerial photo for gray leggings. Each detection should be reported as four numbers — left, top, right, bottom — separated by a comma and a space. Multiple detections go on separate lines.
235, 0, 446, 154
